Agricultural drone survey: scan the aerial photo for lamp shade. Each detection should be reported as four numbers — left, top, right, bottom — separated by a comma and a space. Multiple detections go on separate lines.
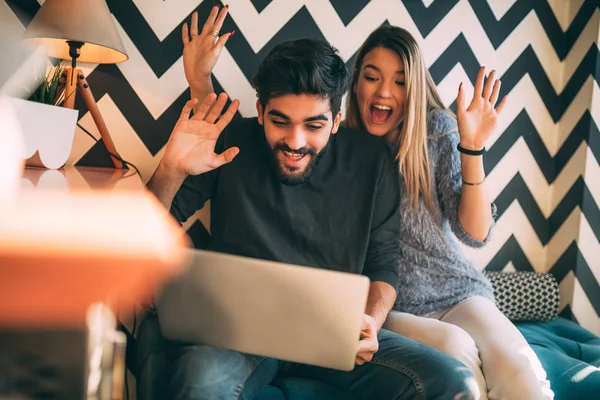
23, 0, 128, 64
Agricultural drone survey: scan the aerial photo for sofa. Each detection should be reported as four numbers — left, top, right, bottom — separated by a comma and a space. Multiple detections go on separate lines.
134, 272, 600, 399
517, 318, 600, 399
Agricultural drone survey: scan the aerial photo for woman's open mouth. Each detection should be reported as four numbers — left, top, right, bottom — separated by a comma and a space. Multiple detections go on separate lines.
369, 104, 393, 124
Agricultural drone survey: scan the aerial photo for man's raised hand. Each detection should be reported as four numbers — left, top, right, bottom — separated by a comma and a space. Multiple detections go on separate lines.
161, 93, 240, 178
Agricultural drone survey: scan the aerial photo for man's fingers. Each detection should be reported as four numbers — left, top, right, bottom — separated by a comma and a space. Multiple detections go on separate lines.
482, 70, 495, 101
221, 147, 240, 163
201, 6, 219, 35
211, 147, 239, 168
356, 351, 374, 363
179, 99, 198, 121
356, 343, 377, 355
355, 348, 374, 365
190, 11, 199, 37
215, 99, 240, 132
204, 93, 228, 124
182, 23, 190, 45
212, 5, 229, 34
193, 93, 218, 121
356, 338, 378, 356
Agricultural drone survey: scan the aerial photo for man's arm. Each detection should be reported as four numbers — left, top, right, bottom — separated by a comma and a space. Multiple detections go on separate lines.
356, 151, 401, 365
147, 95, 239, 221
147, 163, 188, 211
355, 281, 396, 365
365, 281, 396, 332
356, 281, 396, 365
362, 151, 401, 322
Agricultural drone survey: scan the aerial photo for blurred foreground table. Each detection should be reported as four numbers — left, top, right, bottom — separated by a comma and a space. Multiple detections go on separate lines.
0, 166, 188, 399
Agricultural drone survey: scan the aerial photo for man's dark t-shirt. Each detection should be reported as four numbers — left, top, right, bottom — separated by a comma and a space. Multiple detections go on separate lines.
170, 117, 400, 289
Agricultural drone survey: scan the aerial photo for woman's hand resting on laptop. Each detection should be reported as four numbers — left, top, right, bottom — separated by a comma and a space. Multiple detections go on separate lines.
356, 314, 379, 365
161, 94, 240, 178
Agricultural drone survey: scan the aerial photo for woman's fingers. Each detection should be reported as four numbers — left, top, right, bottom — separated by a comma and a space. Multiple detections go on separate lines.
182, 22, 190, 45
201, 6, 219, 35
489, 79, 501, 107
215, 30, 234, 52
456, 82, 466, 114
496, 95, 508, 115
482, 70, 495, 101
212, 5, 229, 34
190, 11, 199, 37
473, 66, 486, 100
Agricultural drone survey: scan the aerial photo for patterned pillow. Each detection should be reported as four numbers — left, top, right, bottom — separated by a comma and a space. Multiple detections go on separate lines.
484, 272, 560, 322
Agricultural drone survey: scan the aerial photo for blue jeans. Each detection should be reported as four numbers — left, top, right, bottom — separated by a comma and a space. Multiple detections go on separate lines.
139, 314, 476, 400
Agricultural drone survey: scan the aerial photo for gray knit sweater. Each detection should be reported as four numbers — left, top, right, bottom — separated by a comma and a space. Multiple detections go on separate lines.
393, 109, 496, 316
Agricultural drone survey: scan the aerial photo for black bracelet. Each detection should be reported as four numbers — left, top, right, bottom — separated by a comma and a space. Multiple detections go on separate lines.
457, 143, 485, 156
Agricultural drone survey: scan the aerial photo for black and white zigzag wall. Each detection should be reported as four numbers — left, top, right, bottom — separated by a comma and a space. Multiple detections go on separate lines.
4, 0, 599, 334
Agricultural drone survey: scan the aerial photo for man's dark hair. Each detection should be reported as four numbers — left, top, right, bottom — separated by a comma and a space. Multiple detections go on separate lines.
252, 38, 349, 116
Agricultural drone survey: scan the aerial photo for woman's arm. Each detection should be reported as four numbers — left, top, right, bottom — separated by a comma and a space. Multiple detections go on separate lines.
182, 6, 233, 113
457, 150, 491, 241
454, 67, 507, 241
435, 124, 495, 248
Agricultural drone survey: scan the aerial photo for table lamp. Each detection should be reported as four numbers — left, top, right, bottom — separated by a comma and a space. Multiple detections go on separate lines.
23, 0, 129, 169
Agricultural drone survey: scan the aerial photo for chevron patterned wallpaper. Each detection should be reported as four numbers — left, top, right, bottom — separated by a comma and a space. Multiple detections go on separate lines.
4, 0, 599, 334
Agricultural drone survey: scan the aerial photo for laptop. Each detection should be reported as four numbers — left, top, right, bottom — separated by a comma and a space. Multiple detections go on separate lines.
155, 249, 370, 371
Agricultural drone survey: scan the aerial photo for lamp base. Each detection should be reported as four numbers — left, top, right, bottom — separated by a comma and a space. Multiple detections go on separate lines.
62, 67, 123, 169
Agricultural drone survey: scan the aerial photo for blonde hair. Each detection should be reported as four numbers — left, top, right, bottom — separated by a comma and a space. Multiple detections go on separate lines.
344, 26, 447, 211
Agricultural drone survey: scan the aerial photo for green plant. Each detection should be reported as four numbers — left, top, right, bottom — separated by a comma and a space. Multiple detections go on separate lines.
29, 65, 67, 106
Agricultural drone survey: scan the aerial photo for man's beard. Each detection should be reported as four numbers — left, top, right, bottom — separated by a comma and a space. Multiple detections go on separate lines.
269, 143, 323, 186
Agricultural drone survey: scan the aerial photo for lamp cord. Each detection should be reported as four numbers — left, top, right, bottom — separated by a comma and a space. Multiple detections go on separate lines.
76, 122, 141, 178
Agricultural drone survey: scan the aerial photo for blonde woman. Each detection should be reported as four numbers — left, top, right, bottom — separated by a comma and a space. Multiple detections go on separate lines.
345, 25, 553, 400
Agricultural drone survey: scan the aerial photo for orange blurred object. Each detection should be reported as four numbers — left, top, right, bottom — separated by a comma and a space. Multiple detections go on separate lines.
0, 166, 188, 328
